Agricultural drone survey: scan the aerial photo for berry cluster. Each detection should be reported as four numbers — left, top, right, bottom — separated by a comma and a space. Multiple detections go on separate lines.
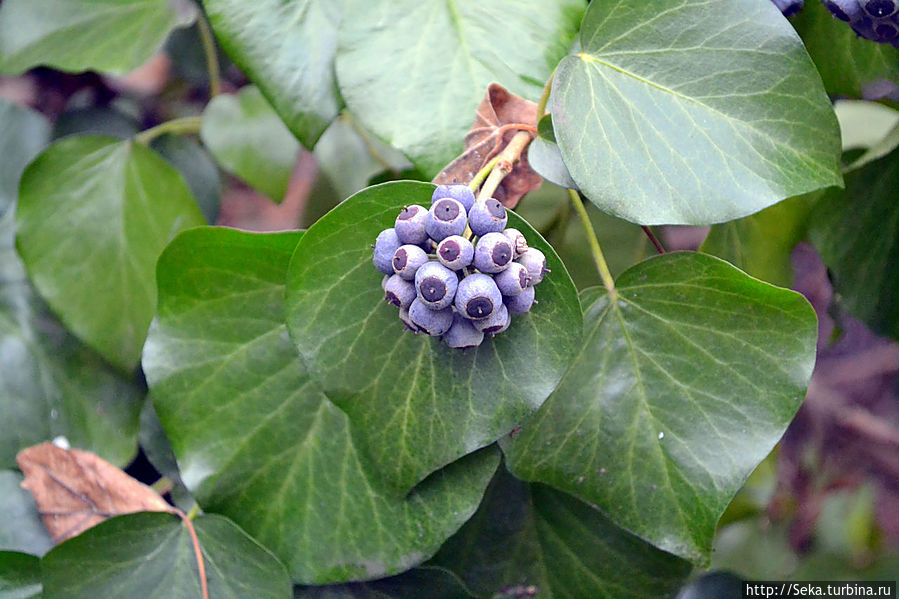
372, 184, 548, 349
822, 0, 899, 45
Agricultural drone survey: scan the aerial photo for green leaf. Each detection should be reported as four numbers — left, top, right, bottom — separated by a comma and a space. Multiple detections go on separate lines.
16, 136, 206, 372
0, 214, 142, 469
294, 567, 475, 599
700, 194, 817, 288
51, 106, 140, 141
0, 100, 50, 217
150, 134, 221, 224
833, 100, 899, 153
285, 182, 582, 493
0, 0, 196, 76
431, 467, 693, 598
809, 150, 899, 340
0, 471, 52, 556
143, 226, 500, 583
791, 0, 899, 100
204, 0, 341, 147
504, 252, 818, 562
0, 551, 41, 598
335, 0, 584, 177
551, 0, 842, 225
201, 86, 299, 202
40, 512, 292, 599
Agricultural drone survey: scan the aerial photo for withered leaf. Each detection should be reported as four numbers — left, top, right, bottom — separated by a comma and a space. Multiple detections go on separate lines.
433, 83, 543, 208
16, 442, 173, 544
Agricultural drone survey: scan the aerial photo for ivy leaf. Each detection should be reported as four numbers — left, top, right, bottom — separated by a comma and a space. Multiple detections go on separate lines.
0, 471, 52, 556
335, 0, 584, 177
204, 0, 341, 148
0, 0, 196, 76
431, 467, 693, 598
504, 252, 818, 562
40, 512, 292, 599
15, 136, 206, 372
791, 0, 899, 100
294, 567, 476, 599
550, 0, 842, 225
201, 86, 299, 203
700, 194, 818, 288
809, 150, 899, 340
0, 551, 41, 598
143, 226, 500, 583
285, 182, 582, 494
0, 214, 142, 469
0, 99, 50, 217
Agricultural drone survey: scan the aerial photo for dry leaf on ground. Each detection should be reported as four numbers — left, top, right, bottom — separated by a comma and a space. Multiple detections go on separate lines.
16, 442, 173, 543
433, 83, 542, 208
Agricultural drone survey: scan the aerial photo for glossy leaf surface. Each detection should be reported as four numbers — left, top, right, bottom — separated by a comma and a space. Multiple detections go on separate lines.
0, 551, 40, 598
16, 136, 205, 372
204, 0, 341, 147
0, 215, 142, 469
335, 0, 584, 176
285, 181, 582, 493
505, 252, 818, 562
432, 467, 693, 598
0, 0, 195, 75
551, 0, 842, 225
143, 226, 499, 583
40, 512, 292, 599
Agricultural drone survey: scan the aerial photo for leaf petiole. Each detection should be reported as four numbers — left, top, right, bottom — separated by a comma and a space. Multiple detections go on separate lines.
569, 188, 616, 297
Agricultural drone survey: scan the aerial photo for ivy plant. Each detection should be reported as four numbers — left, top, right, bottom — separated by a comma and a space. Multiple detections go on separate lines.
3, 0, 895, 596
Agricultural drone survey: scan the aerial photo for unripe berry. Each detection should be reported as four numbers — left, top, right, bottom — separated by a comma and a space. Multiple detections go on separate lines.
409, 298, 453, 336
426, 198, 468, 241
392, 244, 429, 280
468, 198, 507, 236
373, 228, 401, 275
395, 205, 429, 245
454, 273, 502, 320
414, 261, 458, 310
432, 184, 475, 213
384, 274, 416, 309
436, 235, 474, 270
443, 312, 484, 348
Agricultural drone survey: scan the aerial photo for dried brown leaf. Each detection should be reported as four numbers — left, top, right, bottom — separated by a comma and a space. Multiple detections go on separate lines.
16, 442, 172, 543
433, 83, 542, 208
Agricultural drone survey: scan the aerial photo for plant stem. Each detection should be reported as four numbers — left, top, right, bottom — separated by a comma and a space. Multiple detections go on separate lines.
196, 12, 222, 98
569, 188, 616, 296
641, 225, 666, 254
477, 130, 533, 201
536, 68, 555, 120
134, 116, 203, 145
186, 502, 200, 520
468, 155, 501, 191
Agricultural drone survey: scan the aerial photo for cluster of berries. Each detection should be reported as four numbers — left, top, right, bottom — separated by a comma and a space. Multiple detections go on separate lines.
372, 184, 548, 349
822, 0, 899, 45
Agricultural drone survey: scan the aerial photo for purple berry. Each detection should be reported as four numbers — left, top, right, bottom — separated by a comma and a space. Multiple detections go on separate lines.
414, 261, 458, 310
443, 312, 484, 348
504, 285, 535, 315
392, 244, 429, 280
426, 198, 467, 241
395, 205, 429, 245
454, 273, 502, 320
432, 184, 475, 213
473, 232, 513, 274
494, 262, 531, 296
468, 198, 507, 236
384, 275, 416, 309
436, 235, 474, 270
473, 303, 509, 335
373, 228, 401, 275
409, 298, 453, 336
517, 248, 549, 286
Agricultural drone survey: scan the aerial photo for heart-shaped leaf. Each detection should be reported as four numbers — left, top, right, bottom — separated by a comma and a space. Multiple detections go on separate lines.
40, 512, 292, 599
16, 136, 206, 372
791, 0, 899, 101
204, 0, 342, 147
143, 226, 500, 583
0, 0, 196, 75
431, 466, 693, 598
335, 0, 584, 177
285, 181, 582, 493
0, 551, 40, 598
550, 0, 842, 225
505, 252, 818, 562
0, 99, 49, 217
809, 149, 899, 340
201, 86, 300, 203
0, 214, 142, 469
0, 471, 52, 556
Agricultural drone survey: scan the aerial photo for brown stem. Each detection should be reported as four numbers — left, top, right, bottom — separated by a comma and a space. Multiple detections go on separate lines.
641, 226, 666, 254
